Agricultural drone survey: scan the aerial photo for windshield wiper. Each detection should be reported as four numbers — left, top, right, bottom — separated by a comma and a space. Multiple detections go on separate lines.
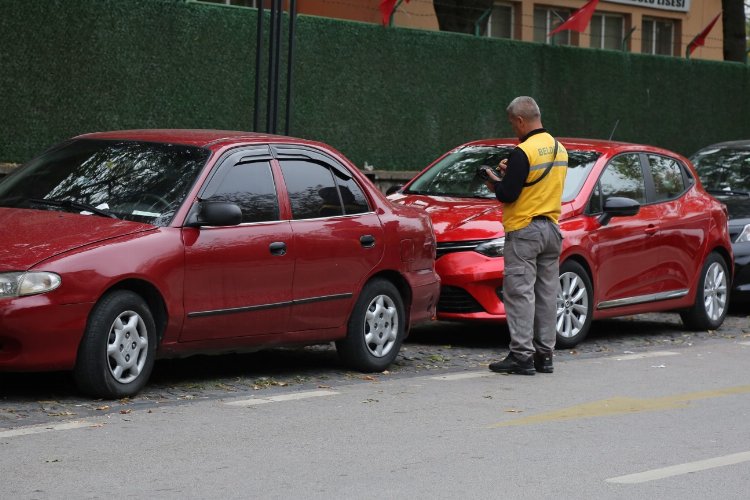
29, 198, 119, 219
706, 189, 750, 197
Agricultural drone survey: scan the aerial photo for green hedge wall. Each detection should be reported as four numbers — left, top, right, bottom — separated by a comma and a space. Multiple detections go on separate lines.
2, 0, 749, 169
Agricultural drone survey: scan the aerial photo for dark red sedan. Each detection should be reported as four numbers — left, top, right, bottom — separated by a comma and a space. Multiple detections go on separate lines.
390, 138, 733, 347
0, 130, 440, 398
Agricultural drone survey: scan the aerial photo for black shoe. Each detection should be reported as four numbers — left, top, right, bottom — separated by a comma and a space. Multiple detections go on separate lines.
534, 353, 554, 373
488, 353, 535, 375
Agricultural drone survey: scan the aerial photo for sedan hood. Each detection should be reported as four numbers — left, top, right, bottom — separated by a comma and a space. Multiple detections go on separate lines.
0, 208, 155, 270
391, 194, 504, 241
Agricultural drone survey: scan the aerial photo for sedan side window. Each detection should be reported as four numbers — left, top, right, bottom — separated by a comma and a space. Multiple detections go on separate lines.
205, 160, 280, 223
648, 154, 686, 201
599, 154, 646, 204
279, 159, 372, 219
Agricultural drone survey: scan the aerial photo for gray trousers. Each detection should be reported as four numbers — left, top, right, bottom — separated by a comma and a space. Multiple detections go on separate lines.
503, 218, 562, 361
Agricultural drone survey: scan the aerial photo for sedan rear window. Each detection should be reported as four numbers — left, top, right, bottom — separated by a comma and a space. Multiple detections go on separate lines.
0, 139, 210, 226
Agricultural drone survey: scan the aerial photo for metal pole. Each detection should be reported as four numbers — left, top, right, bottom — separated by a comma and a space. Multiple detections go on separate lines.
271, 0, 282, 134
284, 0, 297, 136
266, 0, 278, 133
253, 0, 264, 132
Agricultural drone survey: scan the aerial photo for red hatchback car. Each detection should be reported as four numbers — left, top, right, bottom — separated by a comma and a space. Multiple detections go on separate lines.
0, 130, 440, 398
390, 138, 733, 347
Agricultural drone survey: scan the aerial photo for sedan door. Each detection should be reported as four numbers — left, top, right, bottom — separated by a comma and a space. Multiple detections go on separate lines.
181, 147, 295, 340
275, 148, 384, 331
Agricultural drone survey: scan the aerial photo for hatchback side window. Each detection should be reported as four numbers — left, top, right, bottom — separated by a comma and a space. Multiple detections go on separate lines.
205, 160, 280, 223
648, 154, 686, 201
598, 154, 646, 204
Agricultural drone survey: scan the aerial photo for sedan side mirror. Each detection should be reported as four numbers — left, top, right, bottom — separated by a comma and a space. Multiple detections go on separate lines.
185, 201, 243, 227
598, 196, 640, 226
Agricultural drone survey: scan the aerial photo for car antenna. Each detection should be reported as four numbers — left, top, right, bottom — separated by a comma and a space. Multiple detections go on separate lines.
608, 119, 620, 141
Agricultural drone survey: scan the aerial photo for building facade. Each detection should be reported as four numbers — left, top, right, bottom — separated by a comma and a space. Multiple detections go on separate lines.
201, 0, 725, 60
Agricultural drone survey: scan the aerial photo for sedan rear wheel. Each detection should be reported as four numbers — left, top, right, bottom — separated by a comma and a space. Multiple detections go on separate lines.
680, 252, 729, 331
336, 278, 405, 372
556, 260, 594, 349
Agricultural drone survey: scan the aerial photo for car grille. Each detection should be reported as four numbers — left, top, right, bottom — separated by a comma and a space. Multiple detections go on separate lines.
435, 240, 486, 259
438, 286, 484, 313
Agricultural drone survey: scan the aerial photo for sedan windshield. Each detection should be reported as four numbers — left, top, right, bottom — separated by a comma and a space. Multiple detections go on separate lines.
691, 147, 750, 196
0, 139, 210, 226
405, 145, 600, 202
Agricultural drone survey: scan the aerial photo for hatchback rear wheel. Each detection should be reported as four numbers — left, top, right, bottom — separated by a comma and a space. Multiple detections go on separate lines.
680, 252, 729, 331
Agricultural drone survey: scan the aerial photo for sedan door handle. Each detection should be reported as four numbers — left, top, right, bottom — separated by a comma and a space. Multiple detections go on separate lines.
645, 225, 657, 236
269, 241, 287, 256
360, 235, 376, 248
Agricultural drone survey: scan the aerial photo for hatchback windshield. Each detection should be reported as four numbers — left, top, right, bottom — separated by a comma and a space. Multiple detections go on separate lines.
691, 147, 750, 196
405, 145, 600, 202
0, 139, 210, 226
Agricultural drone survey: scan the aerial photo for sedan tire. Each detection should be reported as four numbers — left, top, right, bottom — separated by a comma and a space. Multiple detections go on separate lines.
74, 290, 157, 399
556, 260, 594, 349
680, 252, 729, 331
336, 278, 405, 372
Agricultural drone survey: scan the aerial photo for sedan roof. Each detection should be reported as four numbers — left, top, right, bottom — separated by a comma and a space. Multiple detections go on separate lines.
75, 129, 317, 150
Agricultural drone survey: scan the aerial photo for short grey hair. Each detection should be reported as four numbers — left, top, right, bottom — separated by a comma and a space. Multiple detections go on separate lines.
506, 96, 541, 120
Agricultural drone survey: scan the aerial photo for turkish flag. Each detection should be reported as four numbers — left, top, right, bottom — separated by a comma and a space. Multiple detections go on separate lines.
380, 0, 410, 26
687, 12, 721, 56
548, 0, 600, 37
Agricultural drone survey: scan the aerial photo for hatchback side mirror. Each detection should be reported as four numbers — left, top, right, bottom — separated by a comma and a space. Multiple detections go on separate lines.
185, 201, 242, 227
386, 184, 404, 196
598, 196, 640, 226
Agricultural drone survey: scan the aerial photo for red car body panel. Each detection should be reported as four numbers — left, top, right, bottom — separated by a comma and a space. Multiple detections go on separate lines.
391, 138, 733, 324
0, 130, 440, 371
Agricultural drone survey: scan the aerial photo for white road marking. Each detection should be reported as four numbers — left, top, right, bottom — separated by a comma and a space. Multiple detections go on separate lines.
606, 451, 750, 484
224, 389, 339, 406
430, 371, 490, 381
739, 341, 750, 346
613, 351, 679, 361
0, 420, 93, 439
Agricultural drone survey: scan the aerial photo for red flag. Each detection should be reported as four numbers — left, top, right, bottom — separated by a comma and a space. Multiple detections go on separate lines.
380, 0, 410, 26
548, 0, 600, 37
687, 12, 721, 57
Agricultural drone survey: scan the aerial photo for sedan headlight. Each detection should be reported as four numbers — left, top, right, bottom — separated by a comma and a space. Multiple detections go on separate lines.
737, 224, 750, 243
0, 272, 61, 298
474, 237, 505, 257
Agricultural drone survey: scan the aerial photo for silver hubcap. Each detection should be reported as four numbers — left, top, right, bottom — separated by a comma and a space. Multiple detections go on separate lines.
107, 310, 149, 384
557, 272, 589, 339
703, 261, 728, 321
364, 294, 398, 358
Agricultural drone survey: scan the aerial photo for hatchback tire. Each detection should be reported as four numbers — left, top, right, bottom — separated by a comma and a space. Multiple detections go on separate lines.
336, 279, 405, 372
74, 290, 157, 399
556, 260, 594, 349
680, 252, 729, 331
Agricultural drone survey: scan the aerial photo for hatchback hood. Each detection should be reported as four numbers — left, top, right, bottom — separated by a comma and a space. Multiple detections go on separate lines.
391, 194, 577, 242
391, 194, 504, 241
0, 208, 155, 269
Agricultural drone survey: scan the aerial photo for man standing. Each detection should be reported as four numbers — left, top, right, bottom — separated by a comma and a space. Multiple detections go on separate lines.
482, 96, 568, 375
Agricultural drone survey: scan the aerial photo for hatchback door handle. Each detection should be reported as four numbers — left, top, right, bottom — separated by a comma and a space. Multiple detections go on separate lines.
360, 235, 376, 248
269, 241, 287, 256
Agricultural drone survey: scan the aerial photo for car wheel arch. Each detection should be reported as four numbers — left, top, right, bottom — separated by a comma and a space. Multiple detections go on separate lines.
95, 279, 168, 343
360, 270, 412, 326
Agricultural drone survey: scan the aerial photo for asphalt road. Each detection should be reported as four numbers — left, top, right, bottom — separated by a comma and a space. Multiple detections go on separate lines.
1, 309, 749, 499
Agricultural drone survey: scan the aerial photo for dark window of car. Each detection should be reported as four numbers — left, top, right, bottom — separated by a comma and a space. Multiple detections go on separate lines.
598, 153, 646, 204
334, 171, 370, 215
647, 154, 686, 201
205, 160, 279, 223
0, 139, 209, 226
691, 146, 750, 194
280, 160, 344, 219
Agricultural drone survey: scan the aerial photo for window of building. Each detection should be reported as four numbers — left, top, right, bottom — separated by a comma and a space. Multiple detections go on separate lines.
642, 17, 675, 56
486, 2, 514, 39
534, 7, 571, 45
590, 13, 625, 50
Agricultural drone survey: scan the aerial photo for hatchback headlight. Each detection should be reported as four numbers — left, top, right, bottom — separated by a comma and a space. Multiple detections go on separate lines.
737, 224, 750, 243
474, 237, 505, 257
0, 272, 61, 298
